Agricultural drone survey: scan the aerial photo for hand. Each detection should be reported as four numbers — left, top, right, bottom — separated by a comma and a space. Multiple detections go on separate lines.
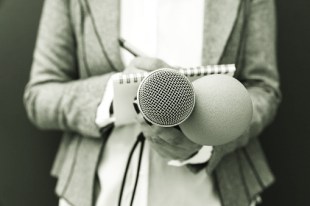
123, 57, 171, 73
129, 57, 201, 160
136, 114, 202, 160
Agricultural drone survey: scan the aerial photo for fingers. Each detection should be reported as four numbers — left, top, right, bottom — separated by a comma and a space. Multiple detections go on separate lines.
149, 136, 200, 160
137, 117, 161, 139
128, 57, 170, 72
123, 66, 145, 74
137, 114, 197, 146
136, 113, 202, 159
136, 112, 202, 159
149, 142, 181, 160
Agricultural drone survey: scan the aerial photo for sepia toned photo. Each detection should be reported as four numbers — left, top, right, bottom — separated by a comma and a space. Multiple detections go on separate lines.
0, 0, 309, 206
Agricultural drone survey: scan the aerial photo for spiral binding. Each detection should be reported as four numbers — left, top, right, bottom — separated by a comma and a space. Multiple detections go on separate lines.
114, 64, 235, 84
179, 64, 235, 77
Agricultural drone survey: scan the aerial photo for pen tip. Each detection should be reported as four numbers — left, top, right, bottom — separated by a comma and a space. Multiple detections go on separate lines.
118, 37, 125, 46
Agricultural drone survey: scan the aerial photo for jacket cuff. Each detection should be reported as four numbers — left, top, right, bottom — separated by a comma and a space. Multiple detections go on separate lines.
95, 73, 120, 128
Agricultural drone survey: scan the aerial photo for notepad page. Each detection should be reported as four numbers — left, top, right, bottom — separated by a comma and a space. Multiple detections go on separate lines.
113, 65, 235, 126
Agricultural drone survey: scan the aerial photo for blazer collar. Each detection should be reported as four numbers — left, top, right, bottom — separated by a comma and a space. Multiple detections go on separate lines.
85, 0, 124, 71
202, 0, 241, 65
85, 0, 241, 69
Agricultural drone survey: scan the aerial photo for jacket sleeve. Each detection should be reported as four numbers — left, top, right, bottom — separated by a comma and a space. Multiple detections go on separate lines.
206, 0, 281, 173
23, 0, 114, 138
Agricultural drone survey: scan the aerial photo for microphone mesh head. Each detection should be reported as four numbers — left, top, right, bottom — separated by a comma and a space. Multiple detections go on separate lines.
137, 68, 195, 127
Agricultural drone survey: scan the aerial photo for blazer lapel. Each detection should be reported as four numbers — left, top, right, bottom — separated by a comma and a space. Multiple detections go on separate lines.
202, 0, 241, 65
84, 0, 241, 70
85, 0, 124, 71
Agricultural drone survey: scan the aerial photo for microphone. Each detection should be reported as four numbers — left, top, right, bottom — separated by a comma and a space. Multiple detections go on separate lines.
136, 68, 195, 127
135, 69, 253, 146
179, 74, 253, 146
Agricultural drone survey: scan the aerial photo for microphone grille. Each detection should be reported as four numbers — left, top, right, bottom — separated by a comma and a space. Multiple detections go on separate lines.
137, 68, 195, 127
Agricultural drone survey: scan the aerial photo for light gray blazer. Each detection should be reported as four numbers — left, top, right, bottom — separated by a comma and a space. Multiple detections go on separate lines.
24, 0, 281, 205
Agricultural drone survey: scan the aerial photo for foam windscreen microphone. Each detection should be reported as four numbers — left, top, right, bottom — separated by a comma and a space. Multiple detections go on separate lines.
136, 68, 195, 127
135, 69, 253, 146
179, 74, 253, 146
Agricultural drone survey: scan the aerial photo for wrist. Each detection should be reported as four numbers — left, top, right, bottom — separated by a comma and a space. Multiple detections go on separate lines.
168, 146, 213, 167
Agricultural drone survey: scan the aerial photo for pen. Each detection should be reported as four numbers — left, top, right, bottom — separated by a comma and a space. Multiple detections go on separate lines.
118, 37, 147, 57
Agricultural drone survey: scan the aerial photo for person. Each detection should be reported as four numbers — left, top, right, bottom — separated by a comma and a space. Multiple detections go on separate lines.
23, 0, 281, 206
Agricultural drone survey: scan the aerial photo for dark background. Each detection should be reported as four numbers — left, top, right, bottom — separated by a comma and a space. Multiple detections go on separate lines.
0, 0, 309, 206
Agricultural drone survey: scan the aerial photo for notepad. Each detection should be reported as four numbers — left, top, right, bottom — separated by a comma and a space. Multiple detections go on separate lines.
113, 64, 236, 126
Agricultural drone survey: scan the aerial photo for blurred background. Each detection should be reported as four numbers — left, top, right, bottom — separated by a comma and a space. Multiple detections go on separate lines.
0, 0, 309, 205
